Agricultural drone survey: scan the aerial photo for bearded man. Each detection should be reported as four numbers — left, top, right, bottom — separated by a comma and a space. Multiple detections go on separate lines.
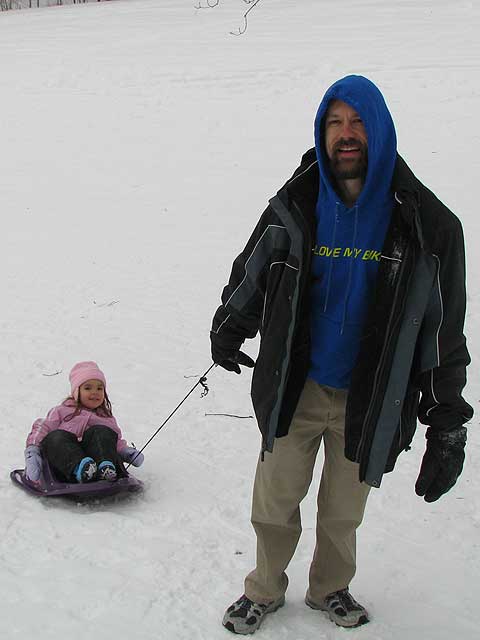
210, 75, 472, 634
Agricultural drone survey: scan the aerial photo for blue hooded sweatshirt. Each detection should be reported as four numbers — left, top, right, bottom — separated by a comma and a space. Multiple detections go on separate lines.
309, 75, 397, 389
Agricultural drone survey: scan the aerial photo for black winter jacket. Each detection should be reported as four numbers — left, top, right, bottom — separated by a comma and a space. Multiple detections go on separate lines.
211, 149, 473, 487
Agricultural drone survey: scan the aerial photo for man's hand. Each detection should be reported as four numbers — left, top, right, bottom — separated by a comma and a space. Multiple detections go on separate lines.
210, 332, 255, 374
415, 426, 467, 502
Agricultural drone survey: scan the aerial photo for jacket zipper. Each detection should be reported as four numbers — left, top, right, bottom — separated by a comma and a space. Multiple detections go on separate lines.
261, 194, 313, 455
355, 241, 412, 466
292, 198, 314, 332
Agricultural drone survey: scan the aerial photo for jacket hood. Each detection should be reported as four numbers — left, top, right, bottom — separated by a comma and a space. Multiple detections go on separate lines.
314, 75, 397, 207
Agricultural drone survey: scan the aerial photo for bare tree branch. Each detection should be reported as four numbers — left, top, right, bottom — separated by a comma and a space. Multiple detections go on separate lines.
230, 0, 262, 36
195, 0, 262, 35
194, 0, 219, 9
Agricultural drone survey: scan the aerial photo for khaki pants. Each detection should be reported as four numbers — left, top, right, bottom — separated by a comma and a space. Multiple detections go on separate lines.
244, 378, 371, 605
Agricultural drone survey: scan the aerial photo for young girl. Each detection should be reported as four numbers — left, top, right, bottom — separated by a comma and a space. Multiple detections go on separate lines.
24, 361, 144, 484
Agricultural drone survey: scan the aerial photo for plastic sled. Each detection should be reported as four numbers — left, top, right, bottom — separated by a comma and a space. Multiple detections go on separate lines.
10, 458, 143, 499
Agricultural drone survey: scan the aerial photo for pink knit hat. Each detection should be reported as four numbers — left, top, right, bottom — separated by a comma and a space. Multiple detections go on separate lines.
69, 361, 107, 401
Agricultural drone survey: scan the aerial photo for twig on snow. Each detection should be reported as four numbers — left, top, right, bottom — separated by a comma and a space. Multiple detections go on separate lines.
194, 0, 262, 35
93, 300, 119, 307
230, 0, 262, 36
194, 0, 219, 9
205, 413, 254, 419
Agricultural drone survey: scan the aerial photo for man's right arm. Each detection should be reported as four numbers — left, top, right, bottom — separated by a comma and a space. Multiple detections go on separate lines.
211, 205, 281, 372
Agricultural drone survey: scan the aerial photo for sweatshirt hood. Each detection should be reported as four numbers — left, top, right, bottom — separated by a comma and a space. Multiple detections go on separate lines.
309, 76, 397, 389
314, 75, 397, 207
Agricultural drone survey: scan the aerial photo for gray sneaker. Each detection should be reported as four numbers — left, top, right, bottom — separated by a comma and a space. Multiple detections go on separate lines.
305, 588, 369, 627
222, 594, 285, 635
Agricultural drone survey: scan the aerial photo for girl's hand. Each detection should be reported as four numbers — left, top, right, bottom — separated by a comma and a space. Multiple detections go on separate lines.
25, 445, 43, 482
120, 445, 144, 467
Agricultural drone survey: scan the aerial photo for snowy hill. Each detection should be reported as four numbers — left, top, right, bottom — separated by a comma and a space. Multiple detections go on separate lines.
1, 1, 479, 639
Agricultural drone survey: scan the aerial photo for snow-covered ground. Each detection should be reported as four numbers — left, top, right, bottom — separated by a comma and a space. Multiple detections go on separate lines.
1, 1, 479, 638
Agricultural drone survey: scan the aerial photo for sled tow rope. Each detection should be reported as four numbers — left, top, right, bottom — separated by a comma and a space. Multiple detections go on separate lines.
125, 363, 215, 469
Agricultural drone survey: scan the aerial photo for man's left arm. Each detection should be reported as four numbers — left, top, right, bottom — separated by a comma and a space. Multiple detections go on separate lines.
415, 220, 473, 502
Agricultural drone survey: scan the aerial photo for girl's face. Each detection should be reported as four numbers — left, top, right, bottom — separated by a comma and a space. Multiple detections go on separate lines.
79, 379, 105, 410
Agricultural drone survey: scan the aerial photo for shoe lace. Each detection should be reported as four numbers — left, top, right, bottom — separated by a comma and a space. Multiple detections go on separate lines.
238, 595, 266, 614
84, 462, 96, 479
331, 589, 361, 612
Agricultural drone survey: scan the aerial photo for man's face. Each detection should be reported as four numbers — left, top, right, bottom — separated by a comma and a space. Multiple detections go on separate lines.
324, 100, 368, 181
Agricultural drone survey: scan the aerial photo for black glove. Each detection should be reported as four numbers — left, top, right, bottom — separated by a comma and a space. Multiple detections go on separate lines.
415, 426, 467, 502
210, 331, 255, 375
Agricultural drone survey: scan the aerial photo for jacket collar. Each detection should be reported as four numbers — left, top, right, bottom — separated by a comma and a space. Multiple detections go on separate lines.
280, 150, 425, 249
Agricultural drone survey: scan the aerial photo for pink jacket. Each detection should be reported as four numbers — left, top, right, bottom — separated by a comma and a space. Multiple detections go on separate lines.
26, 401, 128, 452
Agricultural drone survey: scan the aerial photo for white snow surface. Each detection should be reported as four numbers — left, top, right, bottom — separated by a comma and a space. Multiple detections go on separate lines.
1, 1, 479, 639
